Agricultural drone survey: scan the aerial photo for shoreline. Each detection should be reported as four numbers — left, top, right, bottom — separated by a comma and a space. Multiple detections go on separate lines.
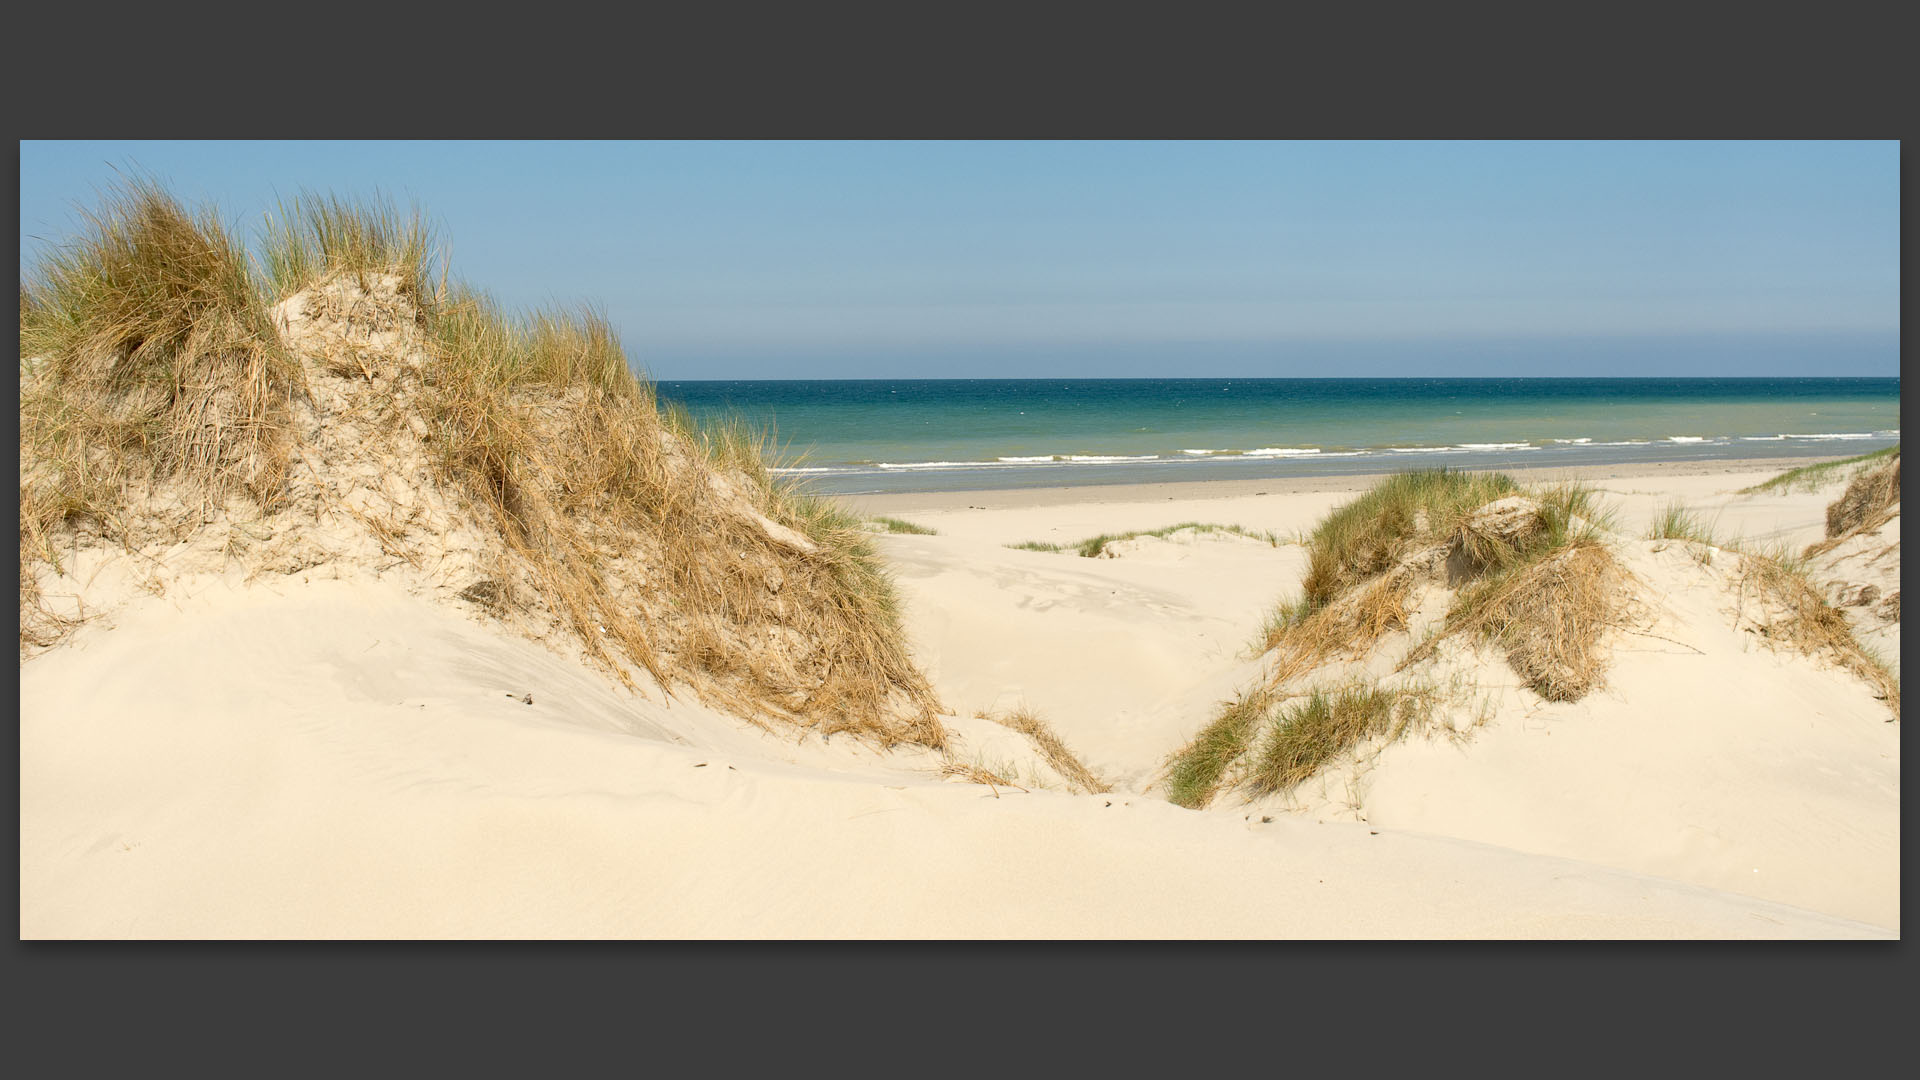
806, 435, 1897, 500
840, 453, 1852, 515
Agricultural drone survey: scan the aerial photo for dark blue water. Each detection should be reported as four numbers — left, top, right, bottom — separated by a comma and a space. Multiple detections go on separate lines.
653, 378, 1900, 493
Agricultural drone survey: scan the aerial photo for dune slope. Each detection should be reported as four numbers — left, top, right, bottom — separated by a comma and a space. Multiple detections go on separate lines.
20, 571, 1889, 938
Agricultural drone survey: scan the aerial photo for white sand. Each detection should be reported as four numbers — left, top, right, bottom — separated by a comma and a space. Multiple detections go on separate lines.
20, 461, 1898, 937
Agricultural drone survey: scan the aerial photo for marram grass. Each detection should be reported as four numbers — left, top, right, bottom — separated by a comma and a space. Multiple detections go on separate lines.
20, 177, 300, 645
1009, 521, 1280, 557
21, 182, 946, 747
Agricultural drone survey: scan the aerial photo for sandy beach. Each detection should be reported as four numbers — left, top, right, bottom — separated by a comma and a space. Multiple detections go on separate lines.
840, 456, 1863, 512
21, 455, 1899, 938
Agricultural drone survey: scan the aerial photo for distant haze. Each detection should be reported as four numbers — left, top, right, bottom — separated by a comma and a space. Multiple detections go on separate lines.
18, 141, 1899, 379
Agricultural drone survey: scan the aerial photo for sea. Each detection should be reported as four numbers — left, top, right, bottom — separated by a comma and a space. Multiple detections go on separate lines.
652, 378, 1901, 495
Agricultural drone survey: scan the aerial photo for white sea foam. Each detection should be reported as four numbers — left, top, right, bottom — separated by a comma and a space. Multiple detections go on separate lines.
876, 454, 1164, 470
793, 421, 1883, 478
875, 461, 1000, 470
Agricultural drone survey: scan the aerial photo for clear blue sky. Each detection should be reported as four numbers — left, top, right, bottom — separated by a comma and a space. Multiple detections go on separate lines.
18, 141, 1899, 379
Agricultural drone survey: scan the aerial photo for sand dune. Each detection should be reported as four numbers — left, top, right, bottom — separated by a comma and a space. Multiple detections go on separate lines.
17, 571, 1887, 939
21, 462, 1898, 938
851, 463, 1901, 932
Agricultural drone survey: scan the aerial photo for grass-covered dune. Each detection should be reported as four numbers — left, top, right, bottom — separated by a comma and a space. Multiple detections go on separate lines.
1165, 467, 1899, 810
1739, 444, 1899, 496
19, 180, 945, 747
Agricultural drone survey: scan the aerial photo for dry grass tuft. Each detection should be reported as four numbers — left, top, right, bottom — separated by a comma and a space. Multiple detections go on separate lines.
1647, 500, 1719, 546
868, 516, 937, 535
1439, 540, 1622, 701
260, 190, 441, 304
1443, 482, 1605, 580
1300, 470, 1518, 607
1304, 482, 1627, 703
20, 177, 300, 648
940, 762, 1027, 796
1737, 552, 1900, 719
1528, 482, 1613, 547
1259, 483, 1608, 685
1181, 476, 1623, 806
983, 706, 1109, 793
1645, 500, 1719, 565
1168, 679, 1442, 806
1257, 570, 1416, 684
1821, 452, 1899, 541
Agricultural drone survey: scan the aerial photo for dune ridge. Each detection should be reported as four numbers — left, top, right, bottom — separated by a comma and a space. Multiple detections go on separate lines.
20, 181, 942, 746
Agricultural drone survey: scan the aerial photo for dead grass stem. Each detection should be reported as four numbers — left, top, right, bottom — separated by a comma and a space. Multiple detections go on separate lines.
984, 706, 1109, 794
1737, 551, 1900, 719
940, 762, 1027, 797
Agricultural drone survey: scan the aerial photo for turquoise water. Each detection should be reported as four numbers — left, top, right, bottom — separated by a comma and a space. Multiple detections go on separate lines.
654, 378, 1901, 494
